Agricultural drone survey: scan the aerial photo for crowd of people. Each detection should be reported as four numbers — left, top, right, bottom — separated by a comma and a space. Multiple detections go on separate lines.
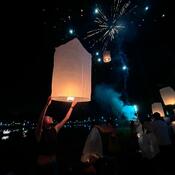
136, 112, 175, 175
2, 96, 175, 175
34, 96, 175, 175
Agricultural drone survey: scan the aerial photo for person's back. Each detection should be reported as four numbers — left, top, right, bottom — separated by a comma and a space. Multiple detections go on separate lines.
151, 113, 173, 173
152, 119, 171, 146
36, 125, 58, 175
38, 126, 58, 156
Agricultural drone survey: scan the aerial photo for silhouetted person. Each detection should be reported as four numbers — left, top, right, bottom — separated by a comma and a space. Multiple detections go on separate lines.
151, 112, 172, 174
151, 112, 171, 147
94, 119, 117, 175
35, 96, 77, 175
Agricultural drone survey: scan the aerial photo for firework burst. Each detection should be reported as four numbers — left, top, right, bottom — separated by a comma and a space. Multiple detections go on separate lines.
85, 0, 136, 51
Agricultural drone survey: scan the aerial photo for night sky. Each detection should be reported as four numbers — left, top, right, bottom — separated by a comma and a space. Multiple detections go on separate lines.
1, 0, 175, 120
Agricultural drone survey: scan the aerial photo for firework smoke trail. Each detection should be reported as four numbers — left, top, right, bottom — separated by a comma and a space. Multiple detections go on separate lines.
94, 84, 137, 121
84, 0, 134, 50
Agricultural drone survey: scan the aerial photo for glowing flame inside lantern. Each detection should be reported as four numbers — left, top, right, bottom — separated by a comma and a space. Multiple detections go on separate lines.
103, 51, 111, 63
67, 96, 75, 102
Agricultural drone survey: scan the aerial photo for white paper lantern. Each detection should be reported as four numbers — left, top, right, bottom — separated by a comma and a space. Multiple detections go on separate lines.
151, 102, 165, 117
103, 51, 111, 63
51, 38, 92, 102
160, 86, 175, 105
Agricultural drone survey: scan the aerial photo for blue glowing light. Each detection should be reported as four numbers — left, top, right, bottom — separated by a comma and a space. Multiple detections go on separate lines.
122, 105, 137, 121
96, 51, 99, 56
94, 8, 99, 14
133, 105, 138, 113
97, 58, 102, 62
69, 29, 74, 34
122, 65, 127, 70
145, 6, 149, 11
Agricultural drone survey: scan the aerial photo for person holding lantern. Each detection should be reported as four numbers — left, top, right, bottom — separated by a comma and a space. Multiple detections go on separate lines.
35, 96, 77, 175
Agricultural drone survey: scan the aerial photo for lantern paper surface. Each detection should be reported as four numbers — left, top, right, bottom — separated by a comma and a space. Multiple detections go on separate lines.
151, 102, 165, 117
159, 87, 175, 105
103, 51, 111, 63
51, 38, 92, 102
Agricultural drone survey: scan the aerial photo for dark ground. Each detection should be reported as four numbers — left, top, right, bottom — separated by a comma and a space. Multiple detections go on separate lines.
0, 128, 175, 175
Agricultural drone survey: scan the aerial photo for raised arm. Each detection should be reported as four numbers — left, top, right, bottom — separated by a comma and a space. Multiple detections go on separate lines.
35, 96, 52, 142
54, 100, 77, 133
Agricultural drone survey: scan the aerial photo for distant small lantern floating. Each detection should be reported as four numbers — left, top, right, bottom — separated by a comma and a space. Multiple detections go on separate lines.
51, 38, 92, 102
103, 51, 111, 63
152, 102, 165, 117
159, 86, 175, 105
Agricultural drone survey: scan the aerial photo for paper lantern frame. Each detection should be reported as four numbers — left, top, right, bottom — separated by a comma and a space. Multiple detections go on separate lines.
160, 87, 175, 106
151, 102, 165, 117
51, 38, 92, 102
